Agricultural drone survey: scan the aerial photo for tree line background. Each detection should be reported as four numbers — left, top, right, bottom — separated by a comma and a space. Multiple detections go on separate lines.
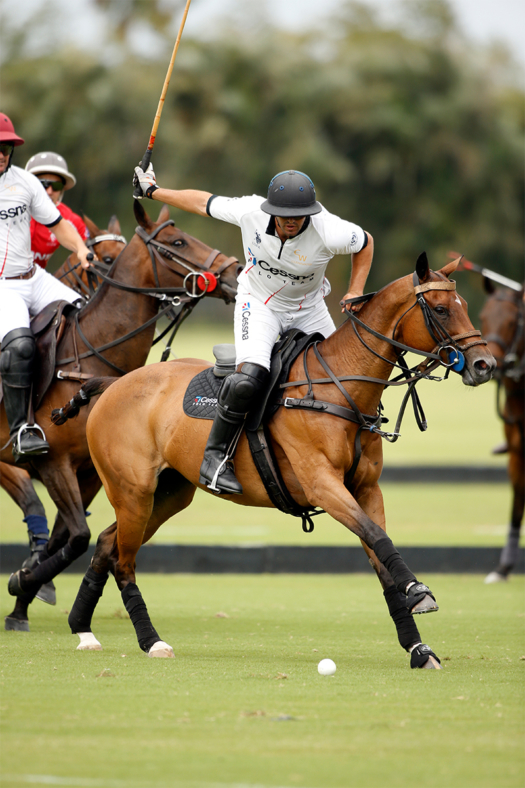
2, 0, 523, 322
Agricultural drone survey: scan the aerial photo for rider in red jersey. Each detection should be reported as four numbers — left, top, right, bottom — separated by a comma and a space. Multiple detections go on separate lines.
25, 152, 89, 268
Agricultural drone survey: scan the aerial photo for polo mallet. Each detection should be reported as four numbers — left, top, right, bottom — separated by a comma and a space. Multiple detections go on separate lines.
448, 251, 522, 292
133, 0, 192, 199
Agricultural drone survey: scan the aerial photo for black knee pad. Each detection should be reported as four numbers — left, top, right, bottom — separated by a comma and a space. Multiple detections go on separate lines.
0, 328, 36, 387
219, 364, 268, 408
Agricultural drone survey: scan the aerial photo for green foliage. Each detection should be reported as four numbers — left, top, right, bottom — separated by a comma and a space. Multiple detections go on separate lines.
2, 0, 523, 318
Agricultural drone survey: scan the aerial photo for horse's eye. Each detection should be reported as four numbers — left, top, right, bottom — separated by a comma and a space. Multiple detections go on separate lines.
103, 256, 113, 264
434, 305, 448, 317
172, 239, 184, 247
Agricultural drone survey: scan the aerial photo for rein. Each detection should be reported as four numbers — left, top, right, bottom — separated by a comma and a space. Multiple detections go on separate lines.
56, 232, 128, 297
278, 270, 487, 492
55, 220, 239, 374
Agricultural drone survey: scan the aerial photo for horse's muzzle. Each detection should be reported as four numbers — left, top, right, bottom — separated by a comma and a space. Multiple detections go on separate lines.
461, 352, 497, 386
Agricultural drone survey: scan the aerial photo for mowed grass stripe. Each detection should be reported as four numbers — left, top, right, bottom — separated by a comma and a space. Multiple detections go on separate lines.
1, 574, 523, 788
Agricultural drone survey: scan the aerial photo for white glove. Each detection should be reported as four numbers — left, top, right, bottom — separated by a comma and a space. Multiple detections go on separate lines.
133, 163, 158, 198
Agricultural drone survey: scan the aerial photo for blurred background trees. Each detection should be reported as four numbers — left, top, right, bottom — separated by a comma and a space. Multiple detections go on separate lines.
2, 0, 523, 321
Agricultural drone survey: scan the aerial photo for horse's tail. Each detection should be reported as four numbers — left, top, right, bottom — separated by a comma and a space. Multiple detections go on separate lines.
51, 377, 119, 425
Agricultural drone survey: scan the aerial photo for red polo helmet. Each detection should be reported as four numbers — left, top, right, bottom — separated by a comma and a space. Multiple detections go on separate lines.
0, 113, 25, 146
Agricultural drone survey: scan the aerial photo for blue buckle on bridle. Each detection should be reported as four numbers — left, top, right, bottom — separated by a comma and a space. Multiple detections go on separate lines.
447, 348, 465, 372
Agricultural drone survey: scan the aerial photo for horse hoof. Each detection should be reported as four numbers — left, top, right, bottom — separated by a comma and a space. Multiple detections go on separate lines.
4, 616, 30, 632
422, 655, 442, 669
411, 594, 439, 615
7, 569, 34, 599
484, 571, 508, 584
148, 641, 174, 658
35, 581, 56, 606
76, 632, 102, 651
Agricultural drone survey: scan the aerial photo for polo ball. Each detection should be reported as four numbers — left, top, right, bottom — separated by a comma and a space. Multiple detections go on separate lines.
318, 658, 336, 676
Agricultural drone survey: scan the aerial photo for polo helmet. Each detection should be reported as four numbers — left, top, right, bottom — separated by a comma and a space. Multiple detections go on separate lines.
25, 151, 76, 190
261, 170, 322, 217
0, 113, 24, 146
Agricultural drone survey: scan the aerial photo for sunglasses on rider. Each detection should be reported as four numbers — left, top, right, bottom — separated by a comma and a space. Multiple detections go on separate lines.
0, 143, 14, 156
38, 178, 65, 192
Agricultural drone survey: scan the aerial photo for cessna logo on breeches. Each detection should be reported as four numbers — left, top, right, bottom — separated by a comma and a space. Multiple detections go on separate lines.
258, 259, 315, 283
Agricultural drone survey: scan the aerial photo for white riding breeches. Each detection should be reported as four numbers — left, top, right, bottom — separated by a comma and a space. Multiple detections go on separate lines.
234, 290, 336, 370
0, 264, 79, 343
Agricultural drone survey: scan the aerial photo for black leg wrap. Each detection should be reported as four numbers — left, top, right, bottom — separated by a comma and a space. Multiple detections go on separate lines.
122, 583, 161, 653
383, 585, 422, 651
410, 644, 441, 669
373, 536, 416, 593
68, 567, 109, 634
25, 543, 76, 587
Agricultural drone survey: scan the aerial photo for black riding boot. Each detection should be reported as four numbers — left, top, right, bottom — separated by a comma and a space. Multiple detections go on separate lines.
0, 328, 49, 463
199, 363, 268, 495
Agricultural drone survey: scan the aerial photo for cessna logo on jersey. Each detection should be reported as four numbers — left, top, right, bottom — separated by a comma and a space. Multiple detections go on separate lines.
0, 204, 28, 220
259, 259, 315, 283
241, 301, 251, 340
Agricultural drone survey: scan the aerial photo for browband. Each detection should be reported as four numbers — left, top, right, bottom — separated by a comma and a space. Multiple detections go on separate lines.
414, 280, 456, 294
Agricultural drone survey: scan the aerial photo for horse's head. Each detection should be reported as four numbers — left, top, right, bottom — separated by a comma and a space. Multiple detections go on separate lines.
83, 214, 127, 267
396, 252, 496, 386
133, 201, 240, 303
480, 280, 524, 375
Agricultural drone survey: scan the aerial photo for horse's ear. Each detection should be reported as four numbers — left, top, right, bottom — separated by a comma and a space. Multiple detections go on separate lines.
439, 257, 460, 278
107, 215, 122, 234
157, 204, 170, 224
133, 199, 151, 229
416, 252, 430, 282
83, 214, 102, 238
483, 276, 496, 294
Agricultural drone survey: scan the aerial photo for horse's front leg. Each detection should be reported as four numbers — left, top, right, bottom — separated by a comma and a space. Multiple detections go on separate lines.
354, 480, 441, 669
7, 461, 91, 600
296, 459, 438, 613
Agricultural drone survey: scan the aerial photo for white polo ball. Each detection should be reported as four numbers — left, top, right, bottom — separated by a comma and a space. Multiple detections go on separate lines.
318, 658, 336, 676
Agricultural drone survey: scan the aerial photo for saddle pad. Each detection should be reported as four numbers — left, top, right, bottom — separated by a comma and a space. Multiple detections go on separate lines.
183, 366, 223, 420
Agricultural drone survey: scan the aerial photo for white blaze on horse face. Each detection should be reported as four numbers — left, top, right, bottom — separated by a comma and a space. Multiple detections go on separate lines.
455, 295, 462, 305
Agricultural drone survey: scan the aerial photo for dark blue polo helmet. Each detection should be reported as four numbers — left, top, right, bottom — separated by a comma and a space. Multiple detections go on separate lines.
261, 170, 322, 217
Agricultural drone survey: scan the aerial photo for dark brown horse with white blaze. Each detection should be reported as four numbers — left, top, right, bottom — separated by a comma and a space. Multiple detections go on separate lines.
2, 201, 240, 631
61, 254, 495, 668
0, 213, 128, 608
481, 280, 524, 583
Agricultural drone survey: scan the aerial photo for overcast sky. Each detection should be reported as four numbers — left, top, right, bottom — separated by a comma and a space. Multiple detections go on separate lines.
3, 0, 525, 68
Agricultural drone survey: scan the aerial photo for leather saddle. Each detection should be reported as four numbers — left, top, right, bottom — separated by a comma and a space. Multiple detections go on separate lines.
0, 300, 79, 413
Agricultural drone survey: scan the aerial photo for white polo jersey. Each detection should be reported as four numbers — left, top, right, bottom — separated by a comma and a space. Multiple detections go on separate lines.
0, 165, 61, 278
208, 194, 366, 313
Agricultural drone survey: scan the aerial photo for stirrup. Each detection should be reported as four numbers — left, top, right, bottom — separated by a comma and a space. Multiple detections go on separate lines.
13, 423, 49, 456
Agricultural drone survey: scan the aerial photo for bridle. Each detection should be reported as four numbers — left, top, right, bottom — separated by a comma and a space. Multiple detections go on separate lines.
56, 232, 128, 297
56, 219, 239, 375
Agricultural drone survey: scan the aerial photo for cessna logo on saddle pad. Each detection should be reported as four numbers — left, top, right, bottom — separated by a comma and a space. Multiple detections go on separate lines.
193, 396, 217, 406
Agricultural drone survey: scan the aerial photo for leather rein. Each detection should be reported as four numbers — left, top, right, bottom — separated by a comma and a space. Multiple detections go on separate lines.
277, 271, 487, 487
55, 231, 128, 297
56, 220, 239, 375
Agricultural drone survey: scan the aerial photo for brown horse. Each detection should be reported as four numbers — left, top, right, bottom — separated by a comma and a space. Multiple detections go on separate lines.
481, 281, 524, 582
58, 254, 494, 667
0, 213, 128, 606
2, 200, 240, 631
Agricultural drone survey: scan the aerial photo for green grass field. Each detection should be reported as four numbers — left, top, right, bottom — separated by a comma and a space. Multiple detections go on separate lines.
0, 323, 515, 550
0, 574, 524, 788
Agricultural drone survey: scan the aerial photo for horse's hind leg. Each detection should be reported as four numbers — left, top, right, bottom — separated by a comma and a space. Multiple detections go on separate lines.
68, 524, 117, 651
486, 434, 524, 583
2, 463, 54, 630
355, 482, 442, 670
114, 471, 196, 658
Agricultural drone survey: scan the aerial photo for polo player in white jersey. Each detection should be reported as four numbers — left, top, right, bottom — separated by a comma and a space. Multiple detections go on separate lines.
0, 113, 94, 462
133, 164, 374, 495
